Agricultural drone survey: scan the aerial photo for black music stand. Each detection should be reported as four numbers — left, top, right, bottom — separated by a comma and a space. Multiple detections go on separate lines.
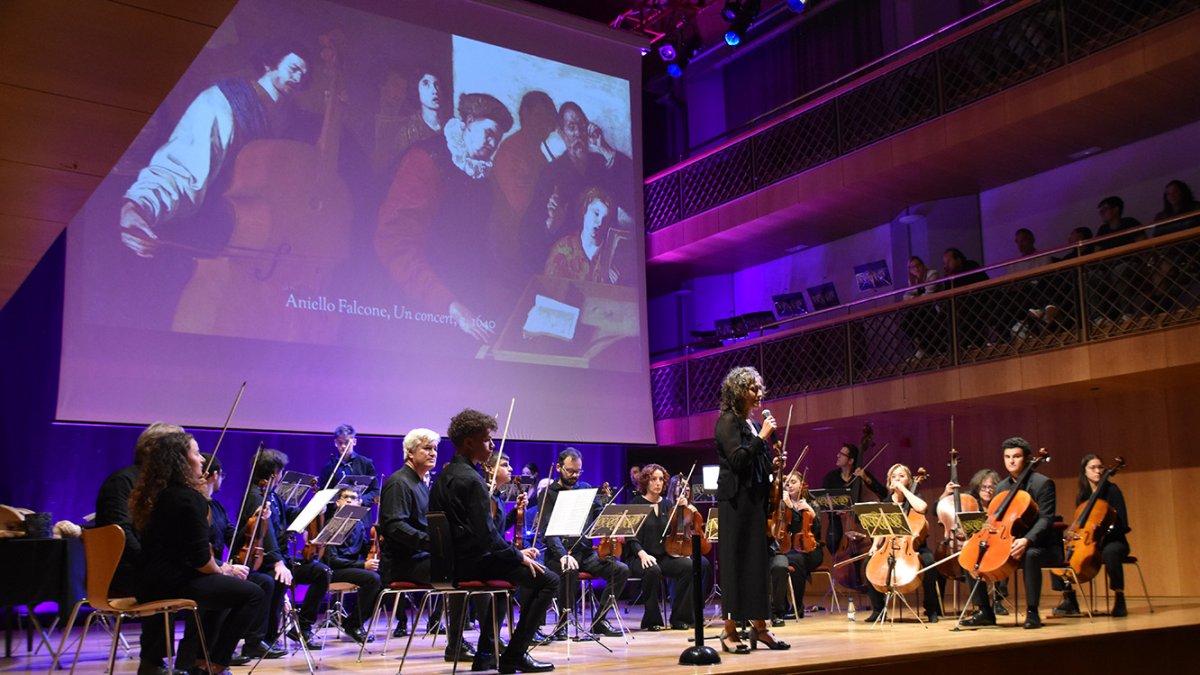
852, 502, 925, 628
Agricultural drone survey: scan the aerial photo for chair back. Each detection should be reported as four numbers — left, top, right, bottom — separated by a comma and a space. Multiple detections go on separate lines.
81, 525, 125, 610
425, 512, 457, 590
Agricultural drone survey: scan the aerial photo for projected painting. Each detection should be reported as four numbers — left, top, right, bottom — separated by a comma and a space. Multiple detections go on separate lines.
60, 0, 653, 443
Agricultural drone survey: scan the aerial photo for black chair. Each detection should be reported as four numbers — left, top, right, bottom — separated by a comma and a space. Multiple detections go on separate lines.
398, 512, 512, 675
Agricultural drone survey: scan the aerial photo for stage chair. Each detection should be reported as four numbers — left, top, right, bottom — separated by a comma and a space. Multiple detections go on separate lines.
52, 525, 211, 675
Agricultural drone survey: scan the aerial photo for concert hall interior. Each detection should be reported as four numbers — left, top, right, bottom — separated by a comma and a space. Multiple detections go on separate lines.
2, 0, 1200, 673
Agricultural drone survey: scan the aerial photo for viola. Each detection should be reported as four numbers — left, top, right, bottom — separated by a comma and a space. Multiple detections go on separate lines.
935, 447, 980, 580
864, 468, 929, 594
958, 449, 1051, 583
1053, 457, 1125, 585
234, 479, 270, 571
664, 482, 711, 558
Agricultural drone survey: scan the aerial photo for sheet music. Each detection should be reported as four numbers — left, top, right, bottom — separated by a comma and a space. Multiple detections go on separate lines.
546, 488, 598, 537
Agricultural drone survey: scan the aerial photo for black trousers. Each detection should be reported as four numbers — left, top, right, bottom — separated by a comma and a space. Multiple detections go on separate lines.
770, 548, 824, 616
331, 567, 382, 630
140, 573, 264, 668
628, 554, 706, 627
547, 552, 629, 624
461, 554, 558, 658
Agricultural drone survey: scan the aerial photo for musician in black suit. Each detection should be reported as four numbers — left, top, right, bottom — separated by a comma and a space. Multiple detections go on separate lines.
962, 437, 1060, 629
714, 366, 789, 653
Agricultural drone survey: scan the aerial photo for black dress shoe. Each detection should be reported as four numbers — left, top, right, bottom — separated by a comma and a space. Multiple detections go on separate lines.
498, 651, 555, 673
1023, 608, 1043, 629
241, 641, 286, 659
590, 619, 622, 637
959, 610, 996, 627
445, 640, 478, 662
471, 652, 498, 672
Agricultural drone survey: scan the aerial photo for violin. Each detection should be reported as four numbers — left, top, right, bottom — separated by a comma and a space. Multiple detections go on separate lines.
664, 477, 711, 558
596, 482, 624, 559
958, 449, 1050, 583
864, 468, 929, 594
1053, 457, 1125, 585
234, 479, 270, 571
935, 446, 980, 580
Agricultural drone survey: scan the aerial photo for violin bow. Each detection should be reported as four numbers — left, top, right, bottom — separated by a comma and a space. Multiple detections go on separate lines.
661, 463, 697, 539
487, 398, 517, 497
203, 381, 247, 476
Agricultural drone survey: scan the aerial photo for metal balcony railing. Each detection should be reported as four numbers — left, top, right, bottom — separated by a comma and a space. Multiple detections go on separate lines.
649, 214, 1200, 420
643, 0, 1200, 234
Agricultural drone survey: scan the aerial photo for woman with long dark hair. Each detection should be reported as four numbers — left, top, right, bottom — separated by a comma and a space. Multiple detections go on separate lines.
131, 431, 264, 675
714, 366, 789, 654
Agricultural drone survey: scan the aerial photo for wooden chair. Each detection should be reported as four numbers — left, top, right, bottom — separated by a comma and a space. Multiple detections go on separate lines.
51, 525, 211, 674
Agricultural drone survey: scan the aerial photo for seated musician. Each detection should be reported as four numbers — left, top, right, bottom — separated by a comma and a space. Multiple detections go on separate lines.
430, 409, 557, 674
231, 449, 331, 650
625, 463, 708, 631
769, 472, 823, 625
962, 437, 1060, 629
1052, 454, 1132, 617
180, 453, 280, 665
940, 469, 1008, 616
864, 463, 941, 623
378, 428, 474, 661
317, 424, 380, 506
130, 431, 264, 675
321, 487, 383, 644
537, 447, 630, 639
820, 443, 887, 552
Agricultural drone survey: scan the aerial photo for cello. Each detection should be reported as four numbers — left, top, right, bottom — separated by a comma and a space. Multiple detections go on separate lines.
1052, 457, 1125, 585
935, 447, 980, 580
958, 448, 1050, 583
864, 468, 929, 595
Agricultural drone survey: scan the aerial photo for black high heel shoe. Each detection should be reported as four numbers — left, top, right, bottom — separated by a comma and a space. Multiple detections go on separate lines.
750, 628, 790, 651
719, 632, 750, 654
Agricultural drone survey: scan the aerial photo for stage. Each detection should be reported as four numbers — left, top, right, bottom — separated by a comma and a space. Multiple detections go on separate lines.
4, 596, 1196, 674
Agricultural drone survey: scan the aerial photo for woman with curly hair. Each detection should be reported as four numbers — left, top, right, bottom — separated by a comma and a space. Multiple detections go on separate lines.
131, 431, 264, 675
714, 366, 789, 653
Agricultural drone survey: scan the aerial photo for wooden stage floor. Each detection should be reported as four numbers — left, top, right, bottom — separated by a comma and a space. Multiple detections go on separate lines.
5, 596, 1197, 674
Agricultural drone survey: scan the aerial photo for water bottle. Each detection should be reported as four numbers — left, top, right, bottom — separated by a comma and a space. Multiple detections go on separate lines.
847, 598, 856, 622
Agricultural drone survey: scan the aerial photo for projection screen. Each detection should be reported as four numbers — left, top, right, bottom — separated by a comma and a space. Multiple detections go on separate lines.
58, 0, 654, 443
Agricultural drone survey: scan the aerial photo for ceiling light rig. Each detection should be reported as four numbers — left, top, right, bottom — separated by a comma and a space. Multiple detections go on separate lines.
722, 0, 762, 47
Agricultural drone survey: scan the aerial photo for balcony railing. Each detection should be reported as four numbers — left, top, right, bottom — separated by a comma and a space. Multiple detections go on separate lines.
649, 215, 1200, 421
643, 0, 1200, 234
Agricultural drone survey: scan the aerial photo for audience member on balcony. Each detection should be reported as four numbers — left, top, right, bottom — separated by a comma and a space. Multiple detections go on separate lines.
901, 256, 946, 358
1094, 196, 1144, 251
1008, 229, 1049, 273
942, 248, 988, 288
1152, 179, 1200, 237
902, 256, 942, 300
1052, 227, 1095, 262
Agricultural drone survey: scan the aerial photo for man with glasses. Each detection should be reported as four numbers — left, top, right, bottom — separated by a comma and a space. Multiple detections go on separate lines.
318, 424, 380, 506
321, 488, 383, 645
535, 447, 630, 640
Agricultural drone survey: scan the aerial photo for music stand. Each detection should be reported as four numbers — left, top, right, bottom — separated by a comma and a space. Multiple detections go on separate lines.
545, 489, 611, 654
851, 502, 924, 627
278, 471, 317, 508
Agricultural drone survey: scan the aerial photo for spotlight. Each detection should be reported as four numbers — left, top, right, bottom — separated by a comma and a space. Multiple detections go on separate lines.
658, 42, 677, 62
787, 0, 807, 12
